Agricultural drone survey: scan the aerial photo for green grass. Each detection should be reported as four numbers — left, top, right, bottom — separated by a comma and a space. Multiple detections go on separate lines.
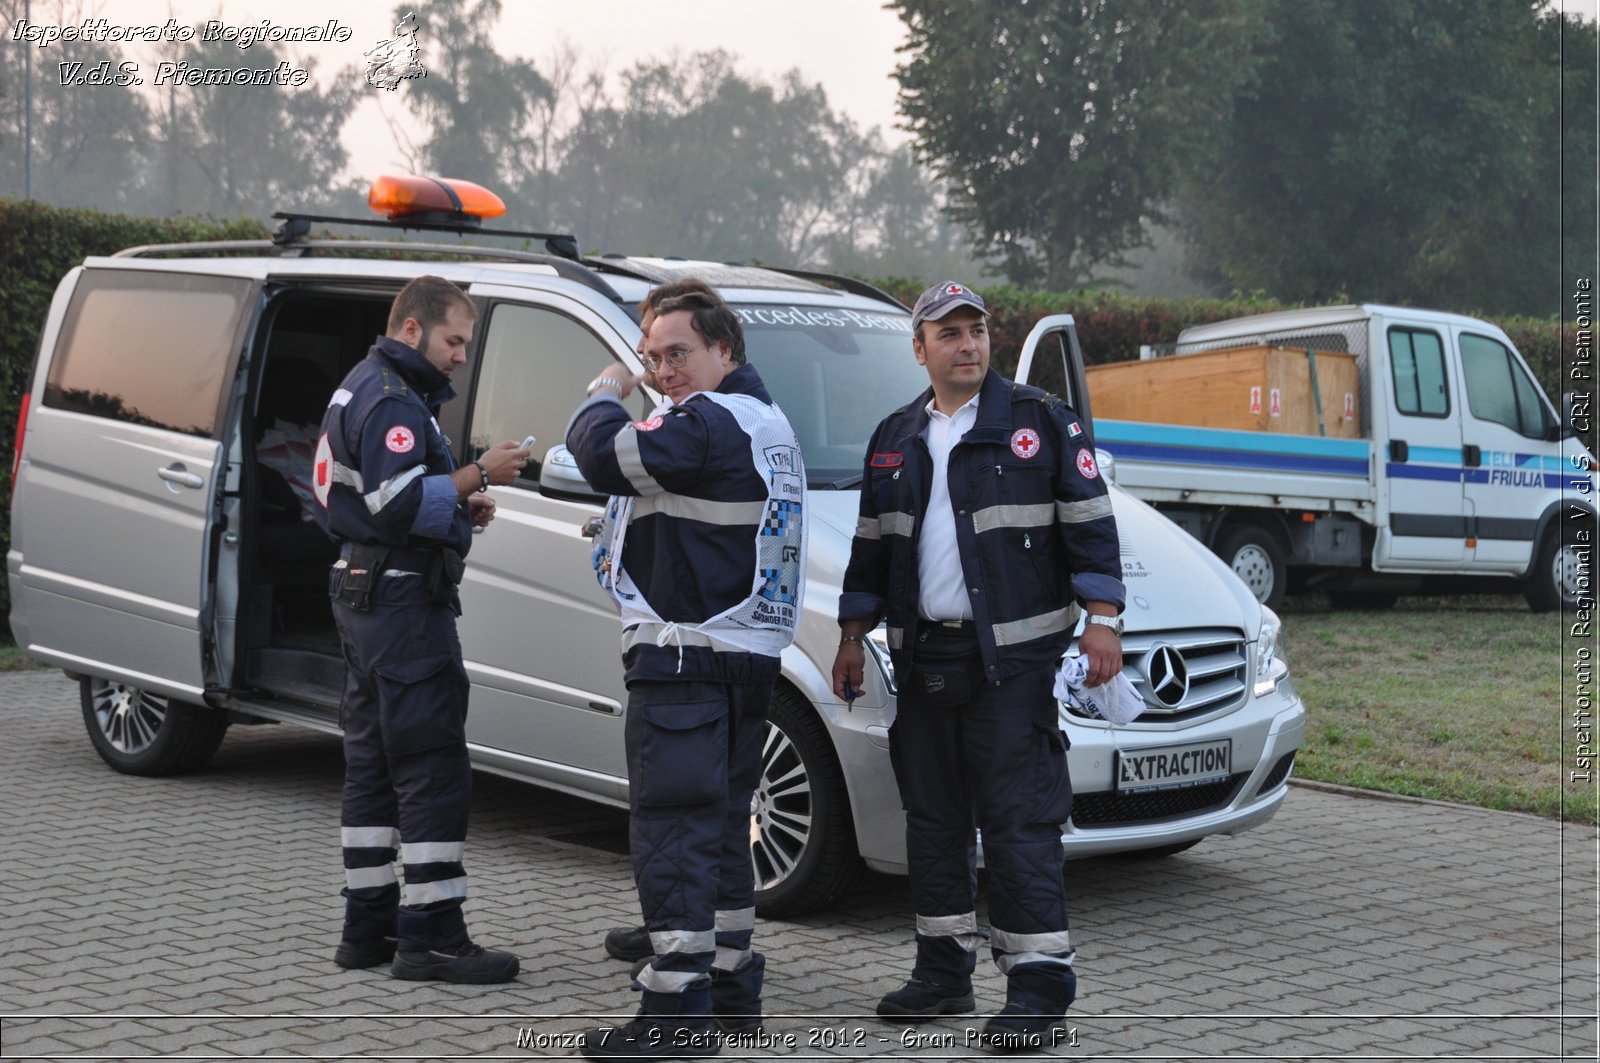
0, 644, 50, 673
1279, 593, 1592, 824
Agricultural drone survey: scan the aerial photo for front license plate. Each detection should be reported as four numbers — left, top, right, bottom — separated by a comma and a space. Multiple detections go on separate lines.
1115, 739, 1232, 793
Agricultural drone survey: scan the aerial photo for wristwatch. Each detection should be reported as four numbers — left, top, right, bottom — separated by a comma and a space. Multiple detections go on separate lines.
587, 375, 623, 396
1085, 614, 1124, 636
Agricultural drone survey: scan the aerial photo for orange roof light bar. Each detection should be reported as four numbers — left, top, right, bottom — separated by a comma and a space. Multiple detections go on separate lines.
368, 174, 507, 225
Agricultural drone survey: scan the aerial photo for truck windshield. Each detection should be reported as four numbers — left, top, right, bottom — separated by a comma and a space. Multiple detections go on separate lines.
736, 304, 930, 487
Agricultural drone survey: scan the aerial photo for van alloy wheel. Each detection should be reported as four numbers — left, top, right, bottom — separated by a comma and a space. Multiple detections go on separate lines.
749, 686, 862, 917
80, 676, 228, 776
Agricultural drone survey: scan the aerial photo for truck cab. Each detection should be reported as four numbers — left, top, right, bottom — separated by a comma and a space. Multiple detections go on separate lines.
1086, 304, 1595, 611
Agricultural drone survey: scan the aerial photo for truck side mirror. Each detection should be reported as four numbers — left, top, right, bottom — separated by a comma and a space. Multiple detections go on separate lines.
539, 444, 606, 504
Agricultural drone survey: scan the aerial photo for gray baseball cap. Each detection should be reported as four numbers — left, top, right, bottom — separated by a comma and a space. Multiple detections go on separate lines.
910, 281, 989, 331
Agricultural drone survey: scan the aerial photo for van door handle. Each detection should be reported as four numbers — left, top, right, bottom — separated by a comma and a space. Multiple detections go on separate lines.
1388, 440, 1409, 463
1462, 444, 1481, 466
158, 464, 205, 489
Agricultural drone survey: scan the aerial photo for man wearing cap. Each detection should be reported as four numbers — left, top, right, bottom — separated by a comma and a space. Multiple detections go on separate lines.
831, 281, 1124, 1050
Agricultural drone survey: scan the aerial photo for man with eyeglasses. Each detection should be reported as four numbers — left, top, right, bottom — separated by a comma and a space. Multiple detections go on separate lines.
566, 286, 806, 1059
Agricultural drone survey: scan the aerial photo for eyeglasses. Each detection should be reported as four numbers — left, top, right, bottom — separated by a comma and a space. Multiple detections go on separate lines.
641, 347, 694, 373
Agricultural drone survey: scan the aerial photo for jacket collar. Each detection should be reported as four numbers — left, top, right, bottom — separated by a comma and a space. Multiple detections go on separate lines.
891, 369, 1014, 446
692, 362, 774, 405
371, 335, 456, 407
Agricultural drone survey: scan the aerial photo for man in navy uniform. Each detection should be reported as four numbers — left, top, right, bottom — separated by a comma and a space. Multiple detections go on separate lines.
567, 287, 805, 1058
832, 281, 1125, 1050
314, 275, 529, 984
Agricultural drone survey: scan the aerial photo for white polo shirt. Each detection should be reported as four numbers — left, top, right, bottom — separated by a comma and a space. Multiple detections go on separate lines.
917, 392, 980, 621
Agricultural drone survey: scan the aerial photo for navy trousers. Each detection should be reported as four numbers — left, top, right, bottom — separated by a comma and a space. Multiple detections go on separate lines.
333, 572, 473, 953
626, 678, 768, 1019
890, 660, 1078, 1012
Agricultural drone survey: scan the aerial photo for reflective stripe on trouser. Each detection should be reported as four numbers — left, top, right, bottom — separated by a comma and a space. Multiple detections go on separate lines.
626, 677, 769, 1013
888, 664, 1077, 1010
335, 580, 473, 953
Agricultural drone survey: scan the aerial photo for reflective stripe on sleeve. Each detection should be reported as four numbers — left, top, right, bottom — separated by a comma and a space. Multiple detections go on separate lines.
1057, 496, 1114, 524
363, 464, 425, 515
972, 503, 1055, 534
614, 425, 665, 495
992, 605, 1078, 647
855, 515, 881, 541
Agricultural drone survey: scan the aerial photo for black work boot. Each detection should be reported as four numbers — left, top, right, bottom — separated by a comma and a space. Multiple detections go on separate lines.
391, 939, 519, 984
580, 985, 718, 1061
876, 978, 976, 1019
605, 924, 653, 962
980, 1002, 1068, 1053
334, 935, 397, 969
711, 952, 765, 1036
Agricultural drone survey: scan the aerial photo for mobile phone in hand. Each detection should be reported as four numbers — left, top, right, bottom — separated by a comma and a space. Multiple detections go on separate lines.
520, 435, 537, 452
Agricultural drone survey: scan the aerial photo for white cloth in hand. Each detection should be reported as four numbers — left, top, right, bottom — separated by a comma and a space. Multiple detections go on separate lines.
1054, 654, 1144, 725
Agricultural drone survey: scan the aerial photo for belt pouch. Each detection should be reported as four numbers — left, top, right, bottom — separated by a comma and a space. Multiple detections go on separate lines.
424, 547, 466, 607
910, 627, 982, 708
335, 543, 389, 613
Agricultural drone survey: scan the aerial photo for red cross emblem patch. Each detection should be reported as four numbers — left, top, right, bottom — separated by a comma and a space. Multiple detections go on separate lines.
635, 416, 665, 432
385, 426, 416, 453
1075, 448, 1099, 480
1010, 428, 1041, 459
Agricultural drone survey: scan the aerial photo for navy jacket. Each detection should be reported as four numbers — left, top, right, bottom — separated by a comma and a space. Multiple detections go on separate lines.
840, 369, 1124, 684
314, 336, 472, 557
566, 364, 793, 684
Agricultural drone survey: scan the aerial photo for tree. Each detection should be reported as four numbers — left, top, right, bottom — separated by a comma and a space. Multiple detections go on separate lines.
890, 0, 1264, 290
396, 0, 552, 187
142, 39, 359, 218
1180, 0, 1574, 317
0, 1, 152, 211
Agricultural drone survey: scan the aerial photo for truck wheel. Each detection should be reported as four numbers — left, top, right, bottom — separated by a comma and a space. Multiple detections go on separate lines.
1525, 525, 1586, 613
80, 676, 228, 776
751, 686, 863, 917
1216, 525, 1286, 610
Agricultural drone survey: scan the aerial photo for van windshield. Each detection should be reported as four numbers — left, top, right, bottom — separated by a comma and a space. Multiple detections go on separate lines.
734, 303, 929, 487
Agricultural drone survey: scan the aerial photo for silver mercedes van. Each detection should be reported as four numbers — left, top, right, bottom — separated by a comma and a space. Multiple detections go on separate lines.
8, 180, 1306, 915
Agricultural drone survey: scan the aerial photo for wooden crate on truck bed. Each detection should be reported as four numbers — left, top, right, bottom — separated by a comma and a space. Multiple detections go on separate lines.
1087, 344, 1361, 438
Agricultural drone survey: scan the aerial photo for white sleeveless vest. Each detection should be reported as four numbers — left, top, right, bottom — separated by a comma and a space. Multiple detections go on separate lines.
593, 391, 807, 663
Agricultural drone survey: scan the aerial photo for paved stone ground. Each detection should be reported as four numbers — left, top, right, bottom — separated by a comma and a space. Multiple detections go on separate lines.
1, 668, 1595, 1061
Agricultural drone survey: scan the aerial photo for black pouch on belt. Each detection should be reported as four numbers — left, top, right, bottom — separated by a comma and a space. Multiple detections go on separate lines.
335, 542, 389, 613
424, 546, 466, 607
910, 625, 984, 708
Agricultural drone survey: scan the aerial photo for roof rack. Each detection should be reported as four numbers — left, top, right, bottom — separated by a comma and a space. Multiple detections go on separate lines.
760, 266, 908, 312
110, 224, 659, 306
270, 211, 584, 259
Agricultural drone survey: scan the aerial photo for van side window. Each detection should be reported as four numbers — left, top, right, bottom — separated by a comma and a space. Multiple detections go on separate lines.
1387, 328, 1449, 417
44, 271, 250, 437
470, 303, 637, 481
1459, 333, 1550, 439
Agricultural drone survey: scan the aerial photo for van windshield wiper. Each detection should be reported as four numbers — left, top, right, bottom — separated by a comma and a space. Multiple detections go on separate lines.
811, 473, 863, 490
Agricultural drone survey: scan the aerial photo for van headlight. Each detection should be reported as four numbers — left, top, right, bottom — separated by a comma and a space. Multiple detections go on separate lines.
866, 625, 897, 694
1252, 605, 1286, 696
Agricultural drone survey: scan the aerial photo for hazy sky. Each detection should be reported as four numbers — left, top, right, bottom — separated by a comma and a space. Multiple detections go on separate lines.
31, 0, 914, 183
